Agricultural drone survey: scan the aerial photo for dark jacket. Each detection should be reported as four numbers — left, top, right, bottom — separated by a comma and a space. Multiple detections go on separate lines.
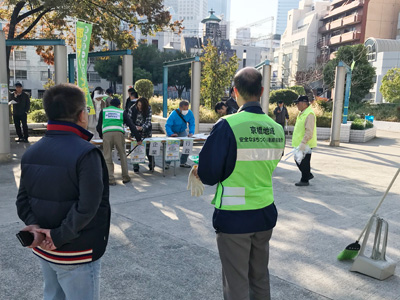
96, 106, 142, 141
198, 102, 280, 234
125, 98, 137, 113
273, 105, 289, 124
226, 97, 239, 111
10, 92, 30, 116
129, 105, 153, 138
226, 105, 237, 115
16, 121, 111, 264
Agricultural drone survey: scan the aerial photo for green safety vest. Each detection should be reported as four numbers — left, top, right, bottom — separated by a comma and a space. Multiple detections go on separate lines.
292, 105, 317, 148
213, 111, 285, 211
102, 107, 124, 134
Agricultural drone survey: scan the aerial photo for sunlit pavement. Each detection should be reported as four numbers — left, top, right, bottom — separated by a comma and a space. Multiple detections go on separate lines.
1, 130, 399, 300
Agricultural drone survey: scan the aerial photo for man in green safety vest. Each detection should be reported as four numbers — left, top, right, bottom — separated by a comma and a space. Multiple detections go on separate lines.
96, 98, 142, 185
292, 95, 317, 186
194, 67, 285, 300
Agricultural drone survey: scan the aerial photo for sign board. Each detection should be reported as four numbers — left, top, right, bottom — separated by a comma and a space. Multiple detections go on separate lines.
0, 83, 8, 104
130, 141, 147, 163
165, 138, 180, 161
181, 138, 193, 155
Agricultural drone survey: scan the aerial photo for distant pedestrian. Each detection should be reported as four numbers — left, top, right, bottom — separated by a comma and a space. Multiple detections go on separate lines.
9, 82, 30, 143
104, 88, 114, 107
125, 88, 138, 112
273, 100, 289, 130
292, 95, 317, 186
226, 87, 240, 111
16, 83, 111, 300
215, 101, 237, 116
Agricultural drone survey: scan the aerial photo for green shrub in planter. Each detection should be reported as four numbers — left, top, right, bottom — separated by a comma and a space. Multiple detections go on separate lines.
316, 114, 332, 128
134, 79, 154, 99
351, 118, 373, 130
30, 109, 48, 123
288, 85, 306, 96
29, 98, 44, 113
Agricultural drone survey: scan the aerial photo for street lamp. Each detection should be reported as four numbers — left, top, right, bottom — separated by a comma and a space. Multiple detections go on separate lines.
243, 49, 247, 68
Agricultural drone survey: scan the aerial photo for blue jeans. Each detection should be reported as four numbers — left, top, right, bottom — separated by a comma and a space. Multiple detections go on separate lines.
39, 258, 101, 300
166, 131, 189, 165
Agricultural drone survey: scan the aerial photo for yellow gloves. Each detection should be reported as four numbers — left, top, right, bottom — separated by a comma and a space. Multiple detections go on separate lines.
187, 165, 204, 197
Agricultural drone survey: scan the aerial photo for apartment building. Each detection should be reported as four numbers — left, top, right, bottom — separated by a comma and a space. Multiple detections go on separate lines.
319, 0, 400, 60
273, 0, 330, 87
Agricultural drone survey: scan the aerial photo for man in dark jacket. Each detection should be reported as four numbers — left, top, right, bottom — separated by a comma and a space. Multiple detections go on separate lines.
9, 82, 30, 143
273, 100, 289, 129
16, 84, 111, 300
226, 86, 240, 111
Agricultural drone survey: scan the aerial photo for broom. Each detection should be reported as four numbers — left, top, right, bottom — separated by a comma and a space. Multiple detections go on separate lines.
337, 167, 400, 261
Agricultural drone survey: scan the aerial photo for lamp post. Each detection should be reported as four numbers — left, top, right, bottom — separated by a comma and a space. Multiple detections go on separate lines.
243, 49, 247, 68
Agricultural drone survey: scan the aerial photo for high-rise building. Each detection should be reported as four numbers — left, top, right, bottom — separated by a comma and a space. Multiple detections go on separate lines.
207, 0, 231, 21
174, 0, 208, 36
274, 0, 330, 87
276, 0, 300, 35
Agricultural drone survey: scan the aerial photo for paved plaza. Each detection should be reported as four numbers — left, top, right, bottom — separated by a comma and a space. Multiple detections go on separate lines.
1, 130, 400, 300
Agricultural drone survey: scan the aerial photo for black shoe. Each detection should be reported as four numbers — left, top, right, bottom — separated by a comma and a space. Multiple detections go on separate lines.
123, 178, 131, 183
309, 174, 314, 180
165, 164, 170, 170
180, 163, 191, 168
148, 163, 155, 171
133, 168, 139, 173
15, 137, 23, 142
23, 138, 29, 143
295, 181, 309, 186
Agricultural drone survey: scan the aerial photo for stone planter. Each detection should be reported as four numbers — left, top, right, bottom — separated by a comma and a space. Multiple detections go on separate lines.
350, 127, 377, 143
286, 123, 351, 142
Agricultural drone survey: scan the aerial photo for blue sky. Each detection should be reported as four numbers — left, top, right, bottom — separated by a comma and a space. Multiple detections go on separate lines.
230, 0, 278, 39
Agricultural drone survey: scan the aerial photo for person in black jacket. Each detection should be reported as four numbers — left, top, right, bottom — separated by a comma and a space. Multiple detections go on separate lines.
273, 100, 289, 129
16, 84, 111, 300
226, 87, 240, 111
215, 101, 237, 116
128, 97, 154, 172
9, 82, 30, 143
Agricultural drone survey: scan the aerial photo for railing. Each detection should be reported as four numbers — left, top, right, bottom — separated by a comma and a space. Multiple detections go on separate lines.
330, 19, 343, 30
330, 35, 342, 45
325, 0, 364, 19
343, 14, 362, 26
341, 31, 361, 42
319, 23, 331, 33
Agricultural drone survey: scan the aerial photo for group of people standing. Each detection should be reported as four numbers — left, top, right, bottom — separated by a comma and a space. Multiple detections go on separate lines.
15, 67, 318, 300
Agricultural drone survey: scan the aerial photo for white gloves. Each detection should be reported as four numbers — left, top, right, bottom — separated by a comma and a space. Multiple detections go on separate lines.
294, 144, 311, 164
187, 165, 204, 197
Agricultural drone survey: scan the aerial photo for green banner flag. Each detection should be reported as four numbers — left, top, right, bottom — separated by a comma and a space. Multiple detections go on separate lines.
76, 21, 94, 114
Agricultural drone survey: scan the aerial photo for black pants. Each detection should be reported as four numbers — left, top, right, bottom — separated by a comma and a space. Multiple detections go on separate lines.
13, 113, 28, 139
295, 153, 312, 183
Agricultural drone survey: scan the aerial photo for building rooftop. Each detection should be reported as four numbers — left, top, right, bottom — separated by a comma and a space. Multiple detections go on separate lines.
365, 37, 400, 53
201, 9, 221, 23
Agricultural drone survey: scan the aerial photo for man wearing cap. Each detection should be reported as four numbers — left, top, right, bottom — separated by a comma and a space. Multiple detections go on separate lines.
292, 95, 317, 186
96, 98, 142, 185
273, 100, 289, 130
10, 82, 30, 143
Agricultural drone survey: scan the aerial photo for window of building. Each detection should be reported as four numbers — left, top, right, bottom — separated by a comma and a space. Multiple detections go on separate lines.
40, 71, 54, 81
87, 72, 101, 82
14, 51, 26, 60
152, 40, 159, 48
10, 70, 28, 79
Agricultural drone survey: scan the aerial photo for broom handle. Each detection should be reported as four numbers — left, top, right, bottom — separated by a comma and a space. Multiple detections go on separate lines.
356, 167, 400, 242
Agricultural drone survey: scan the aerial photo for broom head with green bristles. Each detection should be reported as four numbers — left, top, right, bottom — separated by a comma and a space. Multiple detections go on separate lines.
337, 241, 361, 261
